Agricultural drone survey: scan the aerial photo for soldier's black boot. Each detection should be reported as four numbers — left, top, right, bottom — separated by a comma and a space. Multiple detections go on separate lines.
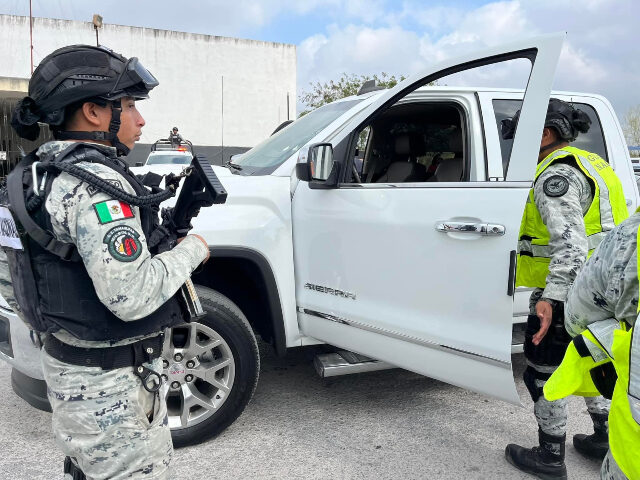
573, 412, 609, 460
64, 457, 87, 480
505, 429, 568, 480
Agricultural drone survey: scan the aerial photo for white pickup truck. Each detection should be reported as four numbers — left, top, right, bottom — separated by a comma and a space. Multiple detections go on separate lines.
1, 34, 638, 448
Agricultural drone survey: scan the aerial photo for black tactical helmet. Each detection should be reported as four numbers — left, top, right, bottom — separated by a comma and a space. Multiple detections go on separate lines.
172, 127, 178, 132
501, 98, 592, 142
11, 44, 159, 156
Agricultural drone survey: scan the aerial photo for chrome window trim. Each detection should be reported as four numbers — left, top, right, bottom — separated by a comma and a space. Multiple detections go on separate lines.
337, 181, 531, 189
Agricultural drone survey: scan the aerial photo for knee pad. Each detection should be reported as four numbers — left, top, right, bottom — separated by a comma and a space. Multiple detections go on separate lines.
523, 366, 552, 402
523, 366, 542, 402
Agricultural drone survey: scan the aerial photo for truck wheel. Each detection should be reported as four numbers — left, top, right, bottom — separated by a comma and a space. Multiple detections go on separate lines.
162, 286, 259, 448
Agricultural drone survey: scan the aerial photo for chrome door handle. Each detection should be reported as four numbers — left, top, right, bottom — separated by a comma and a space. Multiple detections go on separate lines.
435, 221, 505, 236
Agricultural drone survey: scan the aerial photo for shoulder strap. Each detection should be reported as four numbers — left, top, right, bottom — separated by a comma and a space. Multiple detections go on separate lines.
75, 151, 149, 196
6, 151, 81, 262
49, 146, 174, 207
59, 147, 166, 242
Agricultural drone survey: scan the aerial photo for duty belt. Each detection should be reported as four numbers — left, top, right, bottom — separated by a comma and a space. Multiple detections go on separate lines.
44, 333, 164, 392
44, 333, 163, 369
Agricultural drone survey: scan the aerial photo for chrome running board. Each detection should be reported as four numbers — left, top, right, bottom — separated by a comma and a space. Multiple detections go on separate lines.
314, 350, 393, 378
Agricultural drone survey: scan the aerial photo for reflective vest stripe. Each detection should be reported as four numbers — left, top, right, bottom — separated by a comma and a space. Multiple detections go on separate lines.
572, 151, 616, 230
631, 224, 640, 425
518, 231, 608, 257
630, 325, 640, 424
587, 318, 621, 358
538, 147, 617, 230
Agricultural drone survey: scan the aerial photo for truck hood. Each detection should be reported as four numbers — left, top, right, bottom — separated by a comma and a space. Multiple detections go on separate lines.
129, 164, 234, 178
138, 164, 290, 220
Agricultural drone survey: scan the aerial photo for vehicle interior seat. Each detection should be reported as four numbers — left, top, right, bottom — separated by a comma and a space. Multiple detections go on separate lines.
375, 132, 427, 183
434, 129, 464, 182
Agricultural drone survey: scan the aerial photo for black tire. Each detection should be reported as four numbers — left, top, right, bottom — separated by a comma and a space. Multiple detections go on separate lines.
168, 286, 259, 448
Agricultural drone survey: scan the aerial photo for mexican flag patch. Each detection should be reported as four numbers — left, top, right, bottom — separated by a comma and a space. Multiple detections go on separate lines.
93, 200, 135, 224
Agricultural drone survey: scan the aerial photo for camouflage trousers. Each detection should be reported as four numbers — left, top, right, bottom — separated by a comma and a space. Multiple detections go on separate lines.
601, 449, 628, 479
42, 349, 173, 479
531, 360, 610, 437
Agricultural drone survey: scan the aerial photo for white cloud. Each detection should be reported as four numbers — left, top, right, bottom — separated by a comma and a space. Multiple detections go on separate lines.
296, 0, 640, 118
3, 0, 638, 118
298, 24, 421, 92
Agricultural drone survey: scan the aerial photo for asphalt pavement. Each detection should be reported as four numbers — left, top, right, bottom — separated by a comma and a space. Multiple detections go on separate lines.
0, 344, 603, 479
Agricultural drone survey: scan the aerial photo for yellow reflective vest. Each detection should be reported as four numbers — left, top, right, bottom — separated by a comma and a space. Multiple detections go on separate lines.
544, 227, 640, 479
516, 146, 628, 288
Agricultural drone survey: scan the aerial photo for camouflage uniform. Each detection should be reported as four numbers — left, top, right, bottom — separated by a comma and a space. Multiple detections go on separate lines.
565, 212, 640, 480
33, 140, 209, 479
526, 161, 610, 451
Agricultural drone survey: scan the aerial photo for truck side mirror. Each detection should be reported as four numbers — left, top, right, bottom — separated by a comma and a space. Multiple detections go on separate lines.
295, 143, 340, 189
135, 162, 144, 167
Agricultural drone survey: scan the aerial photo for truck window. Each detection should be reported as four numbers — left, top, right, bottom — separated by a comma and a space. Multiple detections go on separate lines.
349, 101, 468, 183
234, 99, 363, 176
493, 99, 608, 177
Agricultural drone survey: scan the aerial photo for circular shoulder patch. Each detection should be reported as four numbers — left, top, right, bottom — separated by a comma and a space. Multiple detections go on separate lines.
103, 225, 142, 262
542, 175, 569, 197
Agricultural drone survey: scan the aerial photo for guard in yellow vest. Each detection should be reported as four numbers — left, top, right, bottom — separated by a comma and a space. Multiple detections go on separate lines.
544, 212, 640, 479
502, 99, 629, 479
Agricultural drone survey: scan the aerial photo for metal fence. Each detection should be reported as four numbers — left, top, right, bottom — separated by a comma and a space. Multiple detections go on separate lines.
0, 98, 52, 179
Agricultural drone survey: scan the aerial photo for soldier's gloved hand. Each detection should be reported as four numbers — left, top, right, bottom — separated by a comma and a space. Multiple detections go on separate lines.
532, 300, 553, 345
177, 234, 210, 263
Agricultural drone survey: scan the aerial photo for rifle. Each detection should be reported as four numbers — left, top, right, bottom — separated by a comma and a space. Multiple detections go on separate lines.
153, 154, 227, 316
155, 154, 227, 252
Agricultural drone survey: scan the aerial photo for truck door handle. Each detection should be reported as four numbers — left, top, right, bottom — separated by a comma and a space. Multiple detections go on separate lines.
435, 221, 505, 236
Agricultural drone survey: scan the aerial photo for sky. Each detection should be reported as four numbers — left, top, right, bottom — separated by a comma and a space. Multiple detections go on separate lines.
1, 0, 639, 122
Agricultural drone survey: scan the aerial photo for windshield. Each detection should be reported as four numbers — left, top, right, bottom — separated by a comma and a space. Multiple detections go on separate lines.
146, 153, 191, 165
233, 99, 363, 175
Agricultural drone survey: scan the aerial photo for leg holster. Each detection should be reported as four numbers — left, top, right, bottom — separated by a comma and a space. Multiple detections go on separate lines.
523, 366, 552, 402
523, 303, 571, 366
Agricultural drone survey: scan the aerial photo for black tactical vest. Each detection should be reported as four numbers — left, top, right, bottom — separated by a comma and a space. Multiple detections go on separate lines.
2, 143, 186, 341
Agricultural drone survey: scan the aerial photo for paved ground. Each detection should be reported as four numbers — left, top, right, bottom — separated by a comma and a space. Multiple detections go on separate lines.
0, 345, 603, 479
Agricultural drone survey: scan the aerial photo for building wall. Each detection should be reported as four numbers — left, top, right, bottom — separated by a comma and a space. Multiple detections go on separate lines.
0, 15, 296, 164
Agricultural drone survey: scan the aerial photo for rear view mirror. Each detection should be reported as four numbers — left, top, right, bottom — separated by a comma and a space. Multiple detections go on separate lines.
310, 144, 334, 181
135, 162, 144, 167
296, 143, 340, 189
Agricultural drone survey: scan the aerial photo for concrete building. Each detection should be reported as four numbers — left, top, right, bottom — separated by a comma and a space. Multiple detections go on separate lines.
0, 14, 297, 168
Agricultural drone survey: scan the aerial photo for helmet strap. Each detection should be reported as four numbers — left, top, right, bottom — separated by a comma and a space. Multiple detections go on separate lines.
52, 100, 131, 157
107, 100, 130, 157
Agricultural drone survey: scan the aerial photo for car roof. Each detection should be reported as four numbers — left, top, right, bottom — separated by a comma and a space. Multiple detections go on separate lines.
338, 85, 604, 103
148, 150, 192, 156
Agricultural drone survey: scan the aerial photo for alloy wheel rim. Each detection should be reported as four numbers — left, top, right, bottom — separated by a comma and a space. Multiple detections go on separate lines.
161, 322, 236, 430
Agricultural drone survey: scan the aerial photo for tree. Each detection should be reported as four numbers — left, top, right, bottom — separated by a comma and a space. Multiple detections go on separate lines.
299, 72, 406, 116
623, 105, 640, 157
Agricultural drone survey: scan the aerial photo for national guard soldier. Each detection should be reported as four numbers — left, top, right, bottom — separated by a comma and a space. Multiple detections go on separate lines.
501, 98, 629, 479
168, 126, 183, 147
1, 45, 209, 479
544, 210, 640, 479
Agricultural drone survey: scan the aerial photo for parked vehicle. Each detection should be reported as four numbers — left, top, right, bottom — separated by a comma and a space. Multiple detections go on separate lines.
134, 139, 193, 167
2, 34, 639, 448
